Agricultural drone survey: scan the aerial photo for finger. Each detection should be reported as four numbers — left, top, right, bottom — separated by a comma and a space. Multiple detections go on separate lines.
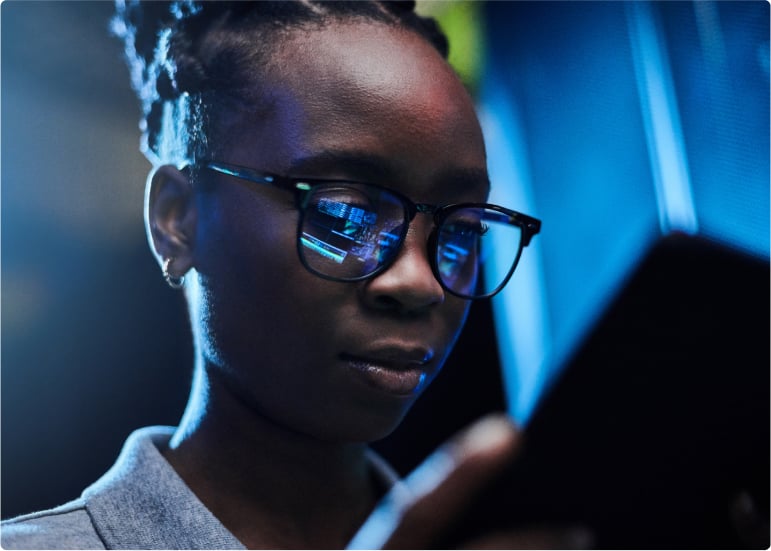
348, 414, 520, 550
385, 414, 521, 549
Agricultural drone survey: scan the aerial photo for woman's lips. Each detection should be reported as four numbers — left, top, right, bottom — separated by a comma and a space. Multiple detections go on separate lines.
341, 348, 432, 396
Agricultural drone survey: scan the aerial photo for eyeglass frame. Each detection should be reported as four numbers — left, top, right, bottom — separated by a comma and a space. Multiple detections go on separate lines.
197, 160, 542, 300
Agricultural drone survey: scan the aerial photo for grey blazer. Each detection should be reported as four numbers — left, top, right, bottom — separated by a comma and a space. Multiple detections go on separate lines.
1, 426, 403, 549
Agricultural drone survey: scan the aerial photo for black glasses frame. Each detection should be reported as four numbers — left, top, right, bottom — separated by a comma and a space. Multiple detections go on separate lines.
199, 160, 541, 299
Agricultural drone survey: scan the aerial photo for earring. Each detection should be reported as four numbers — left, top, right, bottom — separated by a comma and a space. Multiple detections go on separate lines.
162, 257, 185, 289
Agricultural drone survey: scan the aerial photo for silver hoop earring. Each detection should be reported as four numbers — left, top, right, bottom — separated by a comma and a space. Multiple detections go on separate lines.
162, 257, 185, 290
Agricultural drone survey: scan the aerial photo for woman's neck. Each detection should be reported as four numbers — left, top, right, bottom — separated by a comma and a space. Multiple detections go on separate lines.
163, 361, 382, 549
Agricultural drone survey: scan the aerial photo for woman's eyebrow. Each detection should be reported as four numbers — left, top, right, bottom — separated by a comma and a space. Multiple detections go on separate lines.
288, 150, 399, 180
288, 150, 491, 193
437, 167, 491, 195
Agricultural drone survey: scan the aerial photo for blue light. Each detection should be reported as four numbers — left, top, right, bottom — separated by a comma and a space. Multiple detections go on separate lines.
478, 79, 550, 425
300, 233, 347, 264
481, 1, 768, 426
626, 1, 698, 235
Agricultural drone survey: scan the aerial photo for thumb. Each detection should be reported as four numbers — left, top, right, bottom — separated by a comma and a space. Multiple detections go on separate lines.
348, 414, 521, 550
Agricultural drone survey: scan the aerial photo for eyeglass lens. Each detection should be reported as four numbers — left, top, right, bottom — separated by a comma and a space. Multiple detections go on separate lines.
298, 184, 523, 298
436, 206, 523, 297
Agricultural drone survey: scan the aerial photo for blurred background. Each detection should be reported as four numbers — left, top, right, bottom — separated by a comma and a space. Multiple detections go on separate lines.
2, 1, 768, 520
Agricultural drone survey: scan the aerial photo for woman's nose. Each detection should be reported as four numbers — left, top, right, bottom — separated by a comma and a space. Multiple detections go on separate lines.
360, 225, 445, 314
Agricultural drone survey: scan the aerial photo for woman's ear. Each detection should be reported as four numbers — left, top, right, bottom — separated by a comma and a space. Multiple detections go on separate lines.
145, 164, 197, 279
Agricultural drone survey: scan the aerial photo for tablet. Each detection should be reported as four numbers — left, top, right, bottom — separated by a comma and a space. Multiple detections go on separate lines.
450, 233, 769, 548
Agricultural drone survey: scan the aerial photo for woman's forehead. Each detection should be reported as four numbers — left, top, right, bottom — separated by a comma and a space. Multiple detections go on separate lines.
224, 20, 487, 189
272, 22, 467, 112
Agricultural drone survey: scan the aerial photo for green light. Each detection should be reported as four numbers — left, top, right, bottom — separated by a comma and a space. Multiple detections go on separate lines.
416, 0, 486, 94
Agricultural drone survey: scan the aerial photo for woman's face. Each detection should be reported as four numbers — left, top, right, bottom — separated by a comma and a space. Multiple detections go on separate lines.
191, 21, 489, 442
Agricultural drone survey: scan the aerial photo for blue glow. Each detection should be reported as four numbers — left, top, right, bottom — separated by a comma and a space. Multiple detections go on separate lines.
482, 1, 768, 425
626, 1, 698, 235
485, 211, 513, 225
317, 199, 376, 226
440, 242, 469, 261
375, 232, 400, 260
478, 81, 550, 425
300, 234, 347, 264
480, 2, 664, 424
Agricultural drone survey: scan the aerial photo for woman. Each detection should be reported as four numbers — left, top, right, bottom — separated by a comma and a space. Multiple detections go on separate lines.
1, 1, 553, 548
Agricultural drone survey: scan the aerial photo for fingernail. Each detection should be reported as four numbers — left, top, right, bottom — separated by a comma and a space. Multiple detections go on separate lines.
457, 414, 518, 456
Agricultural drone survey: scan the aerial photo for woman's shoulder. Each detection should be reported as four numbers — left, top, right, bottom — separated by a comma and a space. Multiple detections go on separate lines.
1, 499, 105, 550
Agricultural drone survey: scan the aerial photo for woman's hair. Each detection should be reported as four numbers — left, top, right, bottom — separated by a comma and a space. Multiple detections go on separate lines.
112, 0, 449, 166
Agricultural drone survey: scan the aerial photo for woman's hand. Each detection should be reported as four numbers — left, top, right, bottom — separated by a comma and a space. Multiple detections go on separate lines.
348, 415, 592, 549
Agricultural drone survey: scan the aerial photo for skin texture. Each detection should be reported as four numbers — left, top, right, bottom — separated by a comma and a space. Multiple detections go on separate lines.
148, 21, 490, 548
190, 23, 488, 443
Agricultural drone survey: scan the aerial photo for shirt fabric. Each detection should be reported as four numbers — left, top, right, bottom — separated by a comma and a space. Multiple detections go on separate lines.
1, 426, 404, 550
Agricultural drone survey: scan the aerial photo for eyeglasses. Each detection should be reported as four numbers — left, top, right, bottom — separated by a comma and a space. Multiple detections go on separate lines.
199, 161, 541, 300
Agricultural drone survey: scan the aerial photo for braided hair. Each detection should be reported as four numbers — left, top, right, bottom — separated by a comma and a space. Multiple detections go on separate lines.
111, 1, 450, 166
